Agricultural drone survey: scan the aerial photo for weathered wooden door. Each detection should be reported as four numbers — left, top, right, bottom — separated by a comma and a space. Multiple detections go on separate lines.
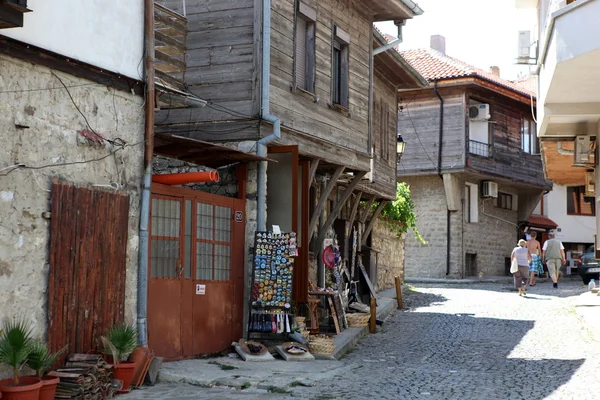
148, 185, 245, 358
148, 194, 187, 359
48, 182, 129, 361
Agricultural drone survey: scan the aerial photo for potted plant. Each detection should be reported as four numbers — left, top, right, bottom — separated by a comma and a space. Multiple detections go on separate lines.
25, 341, 67, 400
101, 323, 138, 394
0, 319, 42, 400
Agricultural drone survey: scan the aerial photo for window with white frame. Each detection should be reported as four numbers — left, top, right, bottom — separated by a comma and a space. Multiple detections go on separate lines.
332, 25, 349, 108
294, 2, 316, 93
521, 117, 539, 154
464, 183, 479, 223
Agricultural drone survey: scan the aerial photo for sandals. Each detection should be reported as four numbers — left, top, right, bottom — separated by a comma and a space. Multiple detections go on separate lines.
529, 283, 536, 286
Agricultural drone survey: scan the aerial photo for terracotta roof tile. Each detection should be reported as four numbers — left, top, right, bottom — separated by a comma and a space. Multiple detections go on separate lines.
399, 48, 535, 98
527, 215, 558, 229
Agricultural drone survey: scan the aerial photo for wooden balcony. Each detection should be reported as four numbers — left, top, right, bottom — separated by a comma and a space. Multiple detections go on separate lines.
154, 3, 187, 93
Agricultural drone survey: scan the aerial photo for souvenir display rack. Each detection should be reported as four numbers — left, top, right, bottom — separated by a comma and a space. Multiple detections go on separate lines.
247, 231, 297, 338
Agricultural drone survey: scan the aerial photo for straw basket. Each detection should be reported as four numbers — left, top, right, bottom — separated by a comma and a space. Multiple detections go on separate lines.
346, 313, 370, 327
308, 335, 335, 355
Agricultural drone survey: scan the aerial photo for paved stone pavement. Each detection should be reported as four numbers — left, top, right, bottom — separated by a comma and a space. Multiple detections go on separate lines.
122, 278, 600, 399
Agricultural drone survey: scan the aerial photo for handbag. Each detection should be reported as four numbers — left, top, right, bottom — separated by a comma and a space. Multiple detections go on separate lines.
510, 257, 519, 274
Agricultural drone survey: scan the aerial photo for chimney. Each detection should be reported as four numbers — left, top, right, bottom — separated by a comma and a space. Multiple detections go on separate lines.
430, 35, 446, 55
490, 66, 500, 77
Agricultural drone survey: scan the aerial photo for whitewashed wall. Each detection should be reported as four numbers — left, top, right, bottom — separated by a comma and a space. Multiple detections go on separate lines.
546, 184, 595, 244
2, 0, 144, 80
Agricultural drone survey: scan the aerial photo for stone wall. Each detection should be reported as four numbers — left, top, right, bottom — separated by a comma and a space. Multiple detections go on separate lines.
404, 174, 519, 278
372, 219, 405, 290
0, 55, 145, 339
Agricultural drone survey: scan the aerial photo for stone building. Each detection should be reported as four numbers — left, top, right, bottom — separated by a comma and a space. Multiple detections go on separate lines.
0, 0, 145, 362
397, 38, 552, 278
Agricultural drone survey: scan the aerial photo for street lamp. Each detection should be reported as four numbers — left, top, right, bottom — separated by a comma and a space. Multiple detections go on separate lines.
396, 135, 406, 161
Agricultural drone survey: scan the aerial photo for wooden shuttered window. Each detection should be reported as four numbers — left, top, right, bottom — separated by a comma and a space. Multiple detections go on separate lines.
567, 186, 596, 216
379, 100, 390, 161
332, 25, 350, 108
294, 3, 316, 92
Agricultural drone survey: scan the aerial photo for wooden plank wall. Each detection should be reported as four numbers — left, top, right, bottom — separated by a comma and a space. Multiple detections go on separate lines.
156, 0, 258, 125
360, 71, 397, 199
269, 0, 372, 156
398, 88, 466, 174
467, 89, 546, 185
48, 182, 130, 359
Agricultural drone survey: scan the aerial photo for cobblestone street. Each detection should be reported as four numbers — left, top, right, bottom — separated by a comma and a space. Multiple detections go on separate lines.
123, 279, 600, 399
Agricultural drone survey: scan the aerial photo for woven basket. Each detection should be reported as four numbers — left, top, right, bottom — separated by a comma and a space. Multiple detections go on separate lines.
346, 313, 370, 327
309, 335, 335, 355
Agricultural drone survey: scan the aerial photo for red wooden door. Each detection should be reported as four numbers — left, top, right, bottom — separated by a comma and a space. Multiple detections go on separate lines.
148, 186, 245, 358
148, 195, 186, 359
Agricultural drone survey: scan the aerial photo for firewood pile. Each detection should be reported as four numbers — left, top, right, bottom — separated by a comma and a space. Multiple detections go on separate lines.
48, 354, 117, 399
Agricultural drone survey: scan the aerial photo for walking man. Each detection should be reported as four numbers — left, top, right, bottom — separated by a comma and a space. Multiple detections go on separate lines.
542, 230, 566, 288
527, 231, 543, 286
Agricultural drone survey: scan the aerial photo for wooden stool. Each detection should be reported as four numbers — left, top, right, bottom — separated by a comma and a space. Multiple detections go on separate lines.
307, 298, 321, 334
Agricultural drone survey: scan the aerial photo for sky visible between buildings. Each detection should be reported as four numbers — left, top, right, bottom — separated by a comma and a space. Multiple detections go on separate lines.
375, 0, 538, 81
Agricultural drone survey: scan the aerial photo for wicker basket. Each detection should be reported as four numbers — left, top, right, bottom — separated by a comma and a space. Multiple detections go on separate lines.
308, 335, 335, 355
346, 313, 370, 327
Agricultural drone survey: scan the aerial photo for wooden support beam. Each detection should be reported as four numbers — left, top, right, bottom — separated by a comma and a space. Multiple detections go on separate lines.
348, 191, 363, 232
361, 200, 388, 246
360, 195, 376, 224
308, 159, 320, 186
315, 172, 366, 250
308, 166, 344, 240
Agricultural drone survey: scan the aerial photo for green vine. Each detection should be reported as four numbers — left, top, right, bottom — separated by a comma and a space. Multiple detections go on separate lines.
376, 183, 426, 243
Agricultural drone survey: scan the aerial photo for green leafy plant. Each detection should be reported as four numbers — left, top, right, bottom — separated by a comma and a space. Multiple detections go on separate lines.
26, 341, 67, 378
101, 323, 138, 363
377, 183, 426, 243
0, 318, 34, 385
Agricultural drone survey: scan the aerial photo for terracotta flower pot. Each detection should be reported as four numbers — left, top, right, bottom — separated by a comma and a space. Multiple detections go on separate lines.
39, 376, 60, 400
113, 361, 136, 394
0, 377, 42, 400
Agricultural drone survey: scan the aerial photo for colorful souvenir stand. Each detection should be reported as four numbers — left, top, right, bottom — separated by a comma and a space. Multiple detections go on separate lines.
247, 231, 297, 337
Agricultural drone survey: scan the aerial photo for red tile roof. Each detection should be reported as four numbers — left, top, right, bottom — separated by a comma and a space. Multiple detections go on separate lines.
399, 48, 536, 99
527, 215, 558, 229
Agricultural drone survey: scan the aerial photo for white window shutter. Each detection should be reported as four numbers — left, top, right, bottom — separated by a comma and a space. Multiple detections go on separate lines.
295, 17, 307, 90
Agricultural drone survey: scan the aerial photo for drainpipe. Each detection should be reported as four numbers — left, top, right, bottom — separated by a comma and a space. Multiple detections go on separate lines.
137, 0, 155, 347
257, 0, 281, 231
433, 80, 451, 276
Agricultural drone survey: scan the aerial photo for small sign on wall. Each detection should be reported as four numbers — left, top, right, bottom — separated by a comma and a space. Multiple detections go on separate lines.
196, 284, 206, 295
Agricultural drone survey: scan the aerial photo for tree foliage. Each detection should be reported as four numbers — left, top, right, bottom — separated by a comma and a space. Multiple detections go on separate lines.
378, 183, 426, 243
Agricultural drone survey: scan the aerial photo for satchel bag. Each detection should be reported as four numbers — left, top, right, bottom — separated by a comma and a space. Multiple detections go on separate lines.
510, 257, 519, 274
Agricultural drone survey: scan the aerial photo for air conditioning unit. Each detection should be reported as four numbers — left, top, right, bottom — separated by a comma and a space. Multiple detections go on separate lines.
469, 104, 491, 120
518, 31, 531, 59
481, 181, 498, 198
573, 135, 595, 167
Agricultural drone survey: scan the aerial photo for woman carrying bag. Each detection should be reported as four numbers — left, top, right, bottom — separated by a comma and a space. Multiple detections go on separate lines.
511, 239, 532, 296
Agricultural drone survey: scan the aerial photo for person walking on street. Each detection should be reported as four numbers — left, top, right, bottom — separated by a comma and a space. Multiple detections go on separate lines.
512, 239, 532, 296
542, 230, 566, 289
527, 231, 543, 286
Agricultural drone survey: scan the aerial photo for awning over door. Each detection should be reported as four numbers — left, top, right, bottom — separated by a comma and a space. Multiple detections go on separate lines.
154, 134, 274, 169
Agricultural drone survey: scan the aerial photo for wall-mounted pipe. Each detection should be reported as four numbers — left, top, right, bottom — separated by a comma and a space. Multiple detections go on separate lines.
433, 80, 451, 276
138, 0, 155, 347
152, 171, 220, 185
257, 0, 282, 232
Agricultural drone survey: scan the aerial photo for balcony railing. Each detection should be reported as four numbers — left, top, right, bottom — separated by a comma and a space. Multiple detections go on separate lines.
469, 140, 492, 158
154, 3, 187, 92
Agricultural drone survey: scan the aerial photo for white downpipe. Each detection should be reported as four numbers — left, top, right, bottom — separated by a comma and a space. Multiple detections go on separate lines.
257, 0, 281, 232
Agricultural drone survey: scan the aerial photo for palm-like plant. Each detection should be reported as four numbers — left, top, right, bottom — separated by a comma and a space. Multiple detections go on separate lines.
0, 318, 34, 385
101, 324, 138, 364
26, 341, 67, 378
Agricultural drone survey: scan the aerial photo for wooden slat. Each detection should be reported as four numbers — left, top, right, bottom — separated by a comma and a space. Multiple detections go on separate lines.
155, 31, 186, 52
308, 159, 320, 185
48, 183, 130, 363
155, 50, 186, 71
360, 195, 376, 224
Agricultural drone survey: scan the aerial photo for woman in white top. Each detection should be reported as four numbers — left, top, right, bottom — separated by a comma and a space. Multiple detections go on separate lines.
511, 239, 532, 296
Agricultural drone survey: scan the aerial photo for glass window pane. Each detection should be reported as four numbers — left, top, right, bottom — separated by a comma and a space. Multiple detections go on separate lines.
214, 244, 231, 281
151, 239, 179, 278
152, 198, 181, 237
196, 242, 213, 280
196, 203, 213, 240
215, 206, 231, 242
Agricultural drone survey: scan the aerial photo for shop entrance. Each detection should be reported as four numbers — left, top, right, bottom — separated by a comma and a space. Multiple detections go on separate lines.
148, 184, 245, 359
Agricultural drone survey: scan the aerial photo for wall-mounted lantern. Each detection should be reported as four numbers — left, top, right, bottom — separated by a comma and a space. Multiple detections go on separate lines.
396, 135, 406, 161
